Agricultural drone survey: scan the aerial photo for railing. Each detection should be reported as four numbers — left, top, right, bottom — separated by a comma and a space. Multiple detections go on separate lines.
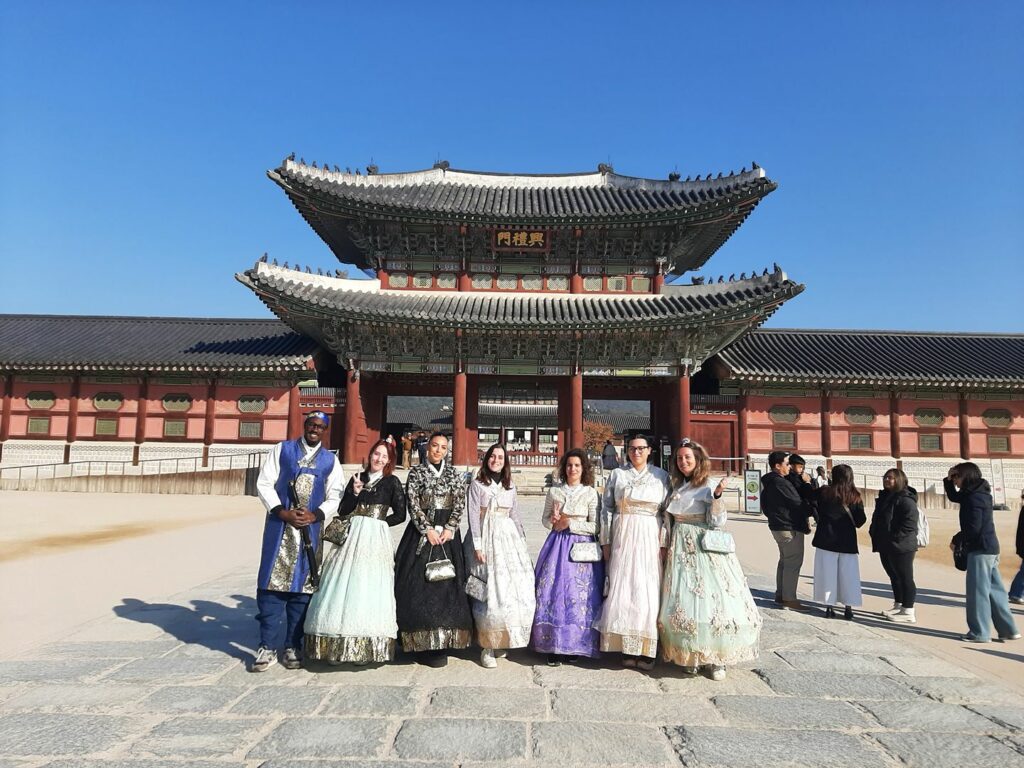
475, 450, 560, 467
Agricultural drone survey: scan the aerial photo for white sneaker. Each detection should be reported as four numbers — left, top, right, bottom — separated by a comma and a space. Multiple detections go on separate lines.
709, 666, 727, 681
887, 607, 916, 623
250, 646, 276, 673
879, 602, 902, 617
480, 649, 498, 668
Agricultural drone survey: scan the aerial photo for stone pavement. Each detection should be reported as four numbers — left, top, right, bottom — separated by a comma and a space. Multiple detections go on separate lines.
1, 499, 1023, 767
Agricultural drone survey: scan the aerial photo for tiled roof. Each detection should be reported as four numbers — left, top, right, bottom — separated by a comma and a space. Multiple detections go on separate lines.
718, 329, 1024, 389
0, 315, 316, 373
238, 262, 803, 331
271, 158, 776, 223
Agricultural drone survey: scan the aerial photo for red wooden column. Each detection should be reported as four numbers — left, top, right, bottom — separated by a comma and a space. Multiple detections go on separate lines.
452, 370, 471, 465
376, 267, 389, 287
0, 374, 14, 464
652, 272, 665, 294
202, 378, 218, 467
133, 375, 150, 465
958, 392, 971, 460
569, 370, 584, 450
556, 377, 571, 455
737, 391, 749, 466
287, 382, 302, 440
465, 374, 480, 463
820, 389, 833, 468
458, 271, 472, 291
63, 374, 81, 464
675, 366, 692, 442
343, 368, 366, 464
889, 390, 902, 466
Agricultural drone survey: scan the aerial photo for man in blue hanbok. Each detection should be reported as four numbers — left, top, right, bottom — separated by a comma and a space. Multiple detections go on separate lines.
251, 411, 344, 671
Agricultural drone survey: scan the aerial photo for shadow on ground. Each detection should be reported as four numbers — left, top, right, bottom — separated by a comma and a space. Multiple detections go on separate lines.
113, 595, 257, 660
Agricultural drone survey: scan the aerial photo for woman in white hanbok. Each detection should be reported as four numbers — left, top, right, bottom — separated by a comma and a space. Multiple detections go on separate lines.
595, 434, 670, 670
466, 444, 535, 668
304, 440, 406, 664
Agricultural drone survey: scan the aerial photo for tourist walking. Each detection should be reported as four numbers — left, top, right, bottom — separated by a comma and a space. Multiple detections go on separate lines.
595, 434, 671, 670
531, 449, 605, 665
945, 463, 1020, 643
1010, 490, 1024, 604
304, 440, 407, 665
658, 440, 761, 680
401, 433, 413, 469
761, 451, 813, 610
466, 444, 536, 668
811, 465, 866, 620
251, 411, 344, 672
394, 432, 473, 666
814, 466, 829, 488
869, 468, 920, 623
602, 439, 620, 471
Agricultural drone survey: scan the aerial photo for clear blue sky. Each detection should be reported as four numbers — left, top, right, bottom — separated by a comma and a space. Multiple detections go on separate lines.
1, 1, 1021, 333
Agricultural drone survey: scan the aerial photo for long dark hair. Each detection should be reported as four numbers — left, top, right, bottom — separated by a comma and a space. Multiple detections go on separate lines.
476, 443, 512, 489
952, 461, 985, 492
821, 464, 862, 508
557, 448, 594, 487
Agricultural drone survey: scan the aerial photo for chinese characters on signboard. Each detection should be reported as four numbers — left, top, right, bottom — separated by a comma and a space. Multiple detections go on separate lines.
494, 229, 548, 251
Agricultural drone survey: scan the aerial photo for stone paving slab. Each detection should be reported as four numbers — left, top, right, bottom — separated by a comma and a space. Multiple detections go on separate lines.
870, 732, 1024, 767
754, 669, 918, 700
320, 684, 421, 717
101, 656, 235, 684
0, 712, 146, 757
656, 668, 775, 696
968, 703, 1024, 731
40, 761, 247, 768
774, 649, 900, 675
393, 718, 527, 761
137, 684, 248, 713
408, 656, 538, 688
533, 721, 674, 765
129, 716, 262, 758
247, 717, 391, 760
879, 654, 976, 677
534, 664, 662, 691
34, 640, 183, 659
426, 685, 547, 719
906, 676, 1024, 706
667, 725, 894, 768
1, 683, 151, 712
858, 699, 1009, 733
0, 659, 124, 684
228, 684, 329, 715
257, 761, 451, 768
551, 688, 720, 725
300, 661, 420, 687
822, 635, 934, 657
711, 695, 873, 730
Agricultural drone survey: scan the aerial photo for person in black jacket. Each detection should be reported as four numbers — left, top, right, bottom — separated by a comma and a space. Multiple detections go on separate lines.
760, 451, 812, 610
1010, 490, 1024, 604
869, 468, 920, 623
811, 465, 866, 620
944, 462, 1019, 643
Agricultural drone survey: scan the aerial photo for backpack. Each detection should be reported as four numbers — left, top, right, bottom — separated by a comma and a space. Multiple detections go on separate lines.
916, 507, 930, 548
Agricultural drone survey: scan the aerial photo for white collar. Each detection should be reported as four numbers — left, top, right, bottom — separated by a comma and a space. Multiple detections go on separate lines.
428, 460, 446, 480
367, 470, 383, 484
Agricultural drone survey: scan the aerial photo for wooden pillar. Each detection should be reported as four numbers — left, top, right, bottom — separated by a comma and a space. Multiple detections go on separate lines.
287, 382, 302, 440
133, 375, 149, 465
652, 272, 665, 294
676, 366, 692, 442
343, 367, 366, 464
570, 272, 583, 294
0, 374, 13, 464
453, 371, 471, 465
820, 389, 832, 465
466, 374, 479, 463
958, 392, 971, 460
737, 392, 749, 466
570, 370, 584, 450
376, 267, 389, 287
458, 271, 472, 291
557, 377, 571, 455
889, 390, 901, 464
64, 374, 81, 464
202, 378, 218, 467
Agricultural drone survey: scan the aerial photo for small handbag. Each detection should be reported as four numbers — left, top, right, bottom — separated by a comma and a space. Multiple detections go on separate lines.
700, 528, 735, 554
322, 515, 351, 547
465, 572, 488, 601
569, 541, 602, 563
951, 532, 968, 572
425, 544, 456, 582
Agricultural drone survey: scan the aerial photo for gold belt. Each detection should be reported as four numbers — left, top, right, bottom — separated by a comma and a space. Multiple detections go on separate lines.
480, 505, 512, 518
353, 503, 389, 521
619, 499, 661, 517
672, 513, 705, 523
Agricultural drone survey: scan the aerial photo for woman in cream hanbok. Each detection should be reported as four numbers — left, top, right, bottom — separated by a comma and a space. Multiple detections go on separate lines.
658, 440, 761, 680
466, 444, 535, 668
595, 434, 671, 670
304, 440, 407, 664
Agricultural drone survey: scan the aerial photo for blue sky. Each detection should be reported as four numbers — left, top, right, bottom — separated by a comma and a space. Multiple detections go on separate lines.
1, 1, 1021, 333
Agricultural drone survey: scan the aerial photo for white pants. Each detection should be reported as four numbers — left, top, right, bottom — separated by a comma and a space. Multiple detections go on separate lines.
813, 549, 862, 606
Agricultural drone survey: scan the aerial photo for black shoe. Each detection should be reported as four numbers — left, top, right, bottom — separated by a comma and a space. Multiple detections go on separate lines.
564, 655, 580, 663
423, 652, 448, 668
825, 607, 836, 618
844, 606, 854, 621
547, 654, 561, 667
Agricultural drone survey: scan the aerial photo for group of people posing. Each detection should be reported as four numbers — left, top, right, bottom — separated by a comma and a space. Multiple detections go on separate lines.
761, 451, 1021, 643
251, 412, 761, 679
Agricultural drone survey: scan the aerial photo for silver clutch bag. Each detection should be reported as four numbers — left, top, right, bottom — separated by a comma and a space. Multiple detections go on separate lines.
700, 529, 735, 554
465, 573, 487, 601
569, 541, 601, 563
425, 545, 456, 582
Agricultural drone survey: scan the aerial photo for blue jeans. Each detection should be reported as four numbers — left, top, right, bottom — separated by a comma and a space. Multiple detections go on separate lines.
256, 588, 311, 650
965, 553, 1019, 641
1010, 558, 1024, 601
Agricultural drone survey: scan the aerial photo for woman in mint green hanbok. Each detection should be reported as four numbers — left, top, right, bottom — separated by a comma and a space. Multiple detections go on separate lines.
658, 440, 761, 681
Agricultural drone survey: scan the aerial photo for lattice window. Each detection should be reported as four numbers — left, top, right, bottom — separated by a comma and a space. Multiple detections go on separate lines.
844, 406, 876, 425
162, 393, 193, 412
27, 417, 50, 435
496, 275, 518, 290
773, 431, 796, 449
472, 274, 493, 289
768, 405, 800, 424
93, 392, 124, 411
988, 435, 1010, 453
913, 408, 945, 427
583, 276, 602, 291
239, 421, 263, 439
95, 418, 118, 436
412, 273, 433, 289
546, 276, 568, 291
521, 276, 542, 291
436, 274, 457, 289
632, 276, 651, 292
918, 434, 941, 452
389, 273, 409, 288
163, 420, 186, 437
982, 409, 1012, 428
607, 276, 627, 292
850, 433, 873, 450
238, 396, 267, 414
26, 391, 55, 409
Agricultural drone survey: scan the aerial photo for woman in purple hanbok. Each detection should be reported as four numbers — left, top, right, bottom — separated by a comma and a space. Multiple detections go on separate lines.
530, 449, 605, 665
